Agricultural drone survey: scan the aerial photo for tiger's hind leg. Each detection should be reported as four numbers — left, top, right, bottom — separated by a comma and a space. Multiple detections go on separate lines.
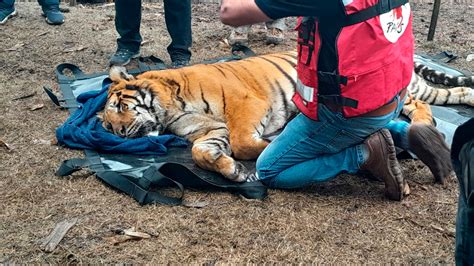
226, 104, 272, 161
402, 95, 434, 125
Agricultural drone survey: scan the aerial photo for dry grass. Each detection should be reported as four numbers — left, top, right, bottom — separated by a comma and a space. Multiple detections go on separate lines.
0, 2, 473, 264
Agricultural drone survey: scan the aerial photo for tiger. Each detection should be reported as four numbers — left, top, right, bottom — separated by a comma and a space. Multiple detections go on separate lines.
99, 51, 474, 182
402, 62, 474, 124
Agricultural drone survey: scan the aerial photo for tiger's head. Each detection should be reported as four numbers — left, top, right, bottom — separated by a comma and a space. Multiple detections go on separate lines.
98, 66, 166, 138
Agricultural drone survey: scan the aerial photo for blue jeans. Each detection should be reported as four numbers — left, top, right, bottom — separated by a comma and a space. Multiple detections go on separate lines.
1, 0, 59, 7
256, 93, 410, 189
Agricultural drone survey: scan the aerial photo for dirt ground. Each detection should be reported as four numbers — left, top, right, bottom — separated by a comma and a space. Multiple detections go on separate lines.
0, 2, 473, 264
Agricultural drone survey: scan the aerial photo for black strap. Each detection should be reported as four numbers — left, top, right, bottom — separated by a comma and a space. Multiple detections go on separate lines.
231, 43, 257, 58
318, 94, 359, 109
43, 86, 80, 109
55, 157, 267, 205
298, 17, 316, 65
55, 63, 87, 83
97, 168, 183, 206
157, 162, 268, 200
55, 157, 184, 206
298, 17, 315, 45
344, 0, 409, 26
56, 158, 90, 176
318, 71, 348, 86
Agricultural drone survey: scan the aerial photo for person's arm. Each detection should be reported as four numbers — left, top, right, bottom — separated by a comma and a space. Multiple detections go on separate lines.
220, 0, 271, 27
220, 0, 342, 27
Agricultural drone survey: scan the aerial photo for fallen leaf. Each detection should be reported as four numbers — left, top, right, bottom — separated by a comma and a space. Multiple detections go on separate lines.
0, 139, 12, 151
33, 139, 51, 145
430, 224, 455, 238
36, 31, 49, 37
5, 42, 25, 51
183, 200, 209, 208
98, 3, 115, 8
123, 228, 151, 239
141, 39, 154, 46
107, 227, 152, 245
63, 46, 87, 53
40, 218, 78, 252
466, 54, 474, 62
30, 103, 44, 111
223, 38, 230, 47
12, 91, 37, 101
106, 235, 135, 245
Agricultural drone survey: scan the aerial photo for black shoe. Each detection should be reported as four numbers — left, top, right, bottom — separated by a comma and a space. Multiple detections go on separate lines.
109, 49, 140, 66
170, 58, 190, 69
41, 5, 65, 25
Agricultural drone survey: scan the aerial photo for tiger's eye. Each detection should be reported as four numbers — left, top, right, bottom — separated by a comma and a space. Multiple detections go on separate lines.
106, 123, 113, 131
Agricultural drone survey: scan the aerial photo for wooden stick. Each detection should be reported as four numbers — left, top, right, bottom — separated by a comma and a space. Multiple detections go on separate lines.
40, 218, 78, 253
427, 0, 441, 41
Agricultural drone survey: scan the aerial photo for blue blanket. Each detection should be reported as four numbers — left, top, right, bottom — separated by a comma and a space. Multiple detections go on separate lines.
56, 79, 188, 155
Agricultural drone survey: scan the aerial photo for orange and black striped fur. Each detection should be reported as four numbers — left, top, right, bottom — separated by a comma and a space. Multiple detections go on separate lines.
402, 62, 474, 124
100, 52, 299, 182
100, 51, 473, 182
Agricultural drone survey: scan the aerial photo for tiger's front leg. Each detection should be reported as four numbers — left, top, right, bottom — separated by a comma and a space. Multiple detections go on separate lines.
192, 131, 248, 182
402, 95, 434, 125
168, 113, 249, 182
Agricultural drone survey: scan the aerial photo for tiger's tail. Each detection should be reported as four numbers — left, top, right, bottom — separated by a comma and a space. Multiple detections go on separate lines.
414, 61, 474, 87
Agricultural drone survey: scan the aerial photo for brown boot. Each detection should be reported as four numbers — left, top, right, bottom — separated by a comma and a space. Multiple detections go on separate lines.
408, 123, 454, 184
361, 129, 410, 201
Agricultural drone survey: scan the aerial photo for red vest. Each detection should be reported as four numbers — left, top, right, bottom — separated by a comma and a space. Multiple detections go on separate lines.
293, 0, 414, 120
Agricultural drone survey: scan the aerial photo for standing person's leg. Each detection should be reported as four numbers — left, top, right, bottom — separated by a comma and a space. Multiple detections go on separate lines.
109, 0, 142, 66
0, 0, 17, 25
256, 95, 409, 200
228, 25, 251, 46
164, 0, 192, 67
265, 18, 285, 44
451, 119, 474, 264
38, 0, 64, 25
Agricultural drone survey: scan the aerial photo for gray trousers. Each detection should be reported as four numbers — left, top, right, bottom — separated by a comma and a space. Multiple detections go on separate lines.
232, 18, 287, 34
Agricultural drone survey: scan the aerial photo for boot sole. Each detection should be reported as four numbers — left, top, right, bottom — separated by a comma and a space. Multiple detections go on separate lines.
45, 17, 65, 25
109, 53, 140, 66
409, 123, 453, 184
0, 9, 17, 25
379, 129, 407, 201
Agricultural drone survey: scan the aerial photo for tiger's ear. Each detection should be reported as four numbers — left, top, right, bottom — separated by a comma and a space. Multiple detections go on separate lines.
109, 66, 135, 82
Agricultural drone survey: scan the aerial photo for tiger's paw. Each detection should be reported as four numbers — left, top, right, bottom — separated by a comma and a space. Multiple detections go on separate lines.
226, 161, 248, 183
